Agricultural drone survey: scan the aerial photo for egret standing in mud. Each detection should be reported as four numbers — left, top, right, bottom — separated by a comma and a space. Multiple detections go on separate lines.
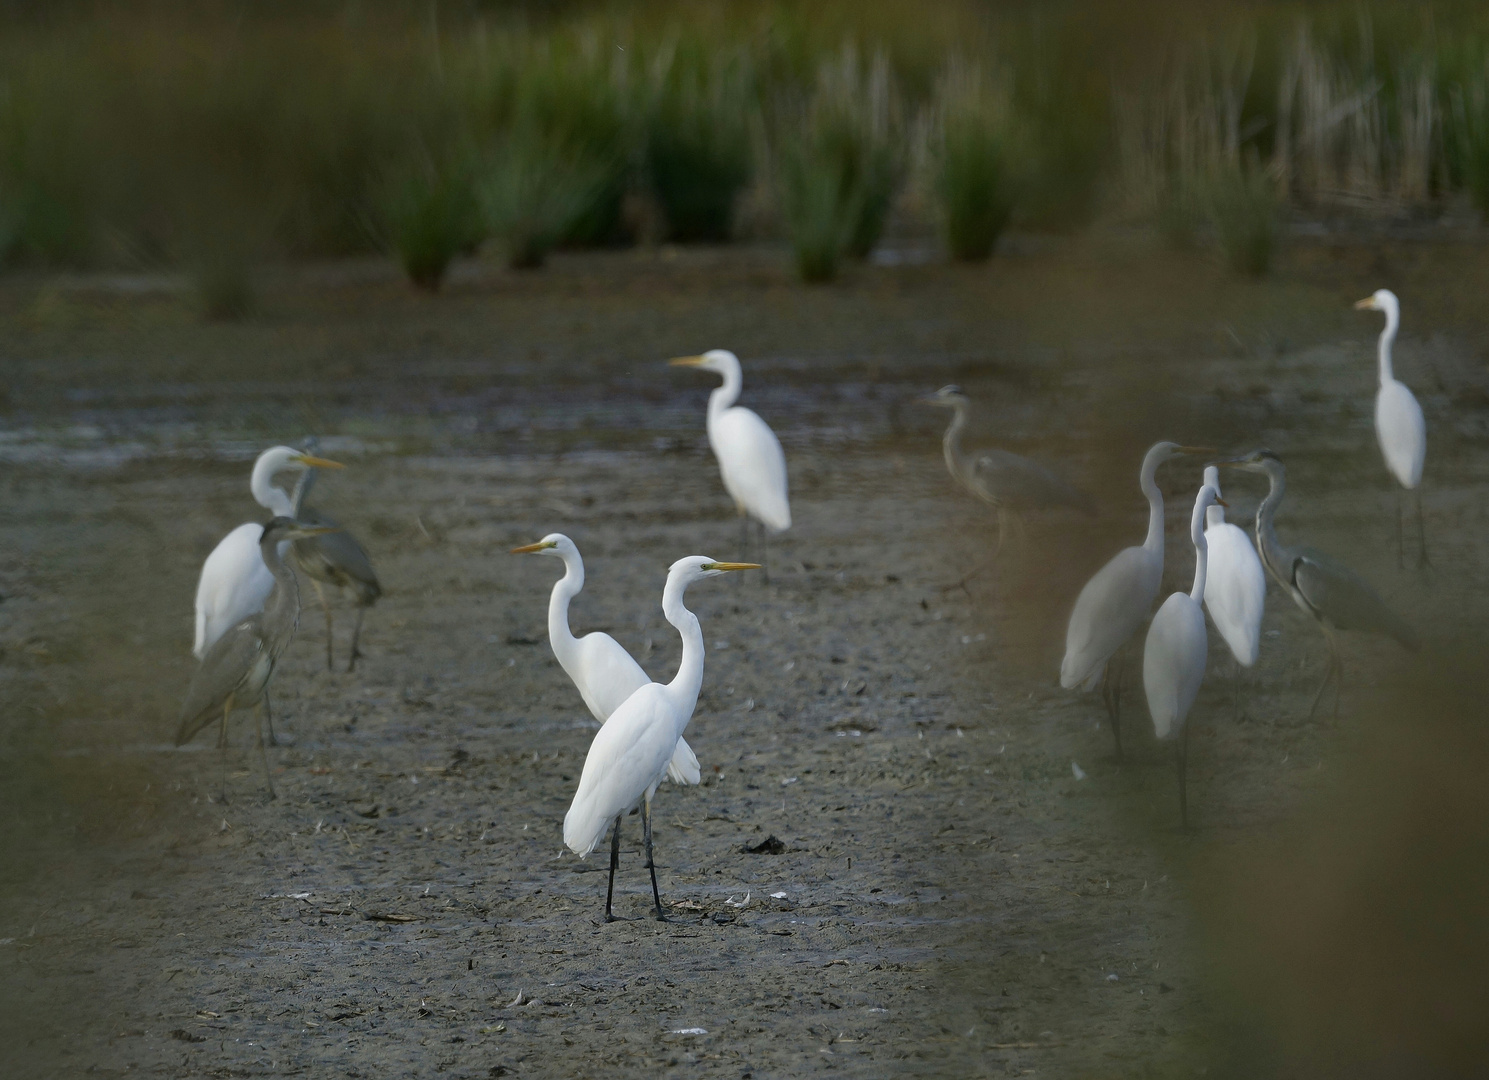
922, 384, 1093, 554
1144, 484, 1222, 829
1355, 289, 1428, 567
194, 446, 344, 657
1218, 449, 1419, 718
511, 533, 700, 785
1201, 465, 1267, 716
670, 351, 790, 579
1061, 441, 1212, 758
177, 517, 334, 801
290, 440, 382, 672
564, 556, 757, 921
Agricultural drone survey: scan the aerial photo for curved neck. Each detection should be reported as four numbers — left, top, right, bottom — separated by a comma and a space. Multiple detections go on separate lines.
291, 467, 317, 516
1377, 307, 1398, 384
941, 403, 970, 483
660, 575, 706, 732
251, 458, 295, 517
1189, 504, 1209, 602
1205, 504, 1225, 528
1253, 465, 1288, 577
546, 550, 584, 669
1139, 450, 1166, 556
707, 363, 742, 421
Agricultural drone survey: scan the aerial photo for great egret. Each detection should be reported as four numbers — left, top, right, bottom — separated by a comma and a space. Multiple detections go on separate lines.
669, 351, 790, 577
563, 556, 758, 921
1144, 483, 1222, 829
1201, 464, 1266, 673
922, 385, 1093, 553
194, 446, 344, 658
511, 534, 700, 785
1355, 289, 1427, 567
176, 517, 334, 801
1060, 441, 1212, 758
289, 440, 382, 672
1218, 449, 1419, 718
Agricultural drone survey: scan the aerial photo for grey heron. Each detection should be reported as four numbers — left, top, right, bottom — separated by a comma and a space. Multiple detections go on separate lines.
176, 517, 335, 801
1218, 449, 1419, 718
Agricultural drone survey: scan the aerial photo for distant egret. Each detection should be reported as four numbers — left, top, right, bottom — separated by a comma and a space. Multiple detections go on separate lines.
1201, 465, 1267, 718
670, 351, 790, 577
290, 440, 382, 672
564, 556, 758, 921
1355, 289, 1427, 567
194, 446, 344, 658
177, 517, 334, 801
1219, 449, 1419, 718
511, 534, 700, 785
1061, 441, 1212, 758
923, 385, 1093, 553
1144, 483, 1222, 828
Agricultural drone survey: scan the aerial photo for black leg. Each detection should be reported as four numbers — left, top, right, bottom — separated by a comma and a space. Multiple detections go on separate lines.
760, 521, 770, 586
1396, 490, 1405, 571
348, 606, 367, 673
1232, 654, 1242, 723
255, 702, 277, 801
264, 688, 278, 747
604, 814, 622, 923
1415, 489, 1429, 569
217, 699, 231, 805
310, 578, 335, 672
642, 795, 666, 921
1309, 633, 1341, 722
1102, 657, 1125, 762
740, 514, 750, 564
1176, 724, 1190, 830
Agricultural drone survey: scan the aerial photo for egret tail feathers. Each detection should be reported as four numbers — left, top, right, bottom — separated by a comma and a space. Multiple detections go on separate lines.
666, 737, 702, 785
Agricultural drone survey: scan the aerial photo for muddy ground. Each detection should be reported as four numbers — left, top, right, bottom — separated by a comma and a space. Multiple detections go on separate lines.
2, 234, 1488, 1078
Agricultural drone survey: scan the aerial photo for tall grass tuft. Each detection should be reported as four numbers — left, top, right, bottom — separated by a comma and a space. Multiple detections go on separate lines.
1206, 162, 1280, 277
1449, 62, 1489, 219
931, 61, 1020, 261
478, 130, 603, 270
645, 42, 755, 242
376, 150, 482, 290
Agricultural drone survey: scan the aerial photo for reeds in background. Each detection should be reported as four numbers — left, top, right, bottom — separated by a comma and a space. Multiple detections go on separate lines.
930, 60, 1020, 261
376, 149, 483, 290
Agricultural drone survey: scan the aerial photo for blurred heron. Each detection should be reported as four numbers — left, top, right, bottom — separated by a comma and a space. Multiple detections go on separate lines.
923, 385, 1093, 554
1061, 441, 1212, 758
176, 517, 335, 801
290, 438, 382, 672
1219, 449, 1419, 718
1355, 289, 1428, 568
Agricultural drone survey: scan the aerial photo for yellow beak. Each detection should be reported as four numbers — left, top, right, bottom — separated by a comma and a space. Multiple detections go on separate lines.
1354, 297, 1378, 310
1176, 446, 1217, 455
669, 355, 705, 367
703, 561, 761, 572
510, 541, 557, 554
293, 454, 346, 469
299, 525, 339, 537
1215, 496, 1229, 508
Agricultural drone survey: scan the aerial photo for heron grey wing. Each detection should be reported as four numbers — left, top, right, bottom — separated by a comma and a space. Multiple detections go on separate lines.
175, 621, 267, 745
294, 504, 381, 603
971, 450, 1094, 514
1293, 548, 1420, 651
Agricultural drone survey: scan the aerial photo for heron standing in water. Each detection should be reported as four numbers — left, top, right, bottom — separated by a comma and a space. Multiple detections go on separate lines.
177, 517, 335, 801
1218, 449, 1419, 718
290, 438, 382, 672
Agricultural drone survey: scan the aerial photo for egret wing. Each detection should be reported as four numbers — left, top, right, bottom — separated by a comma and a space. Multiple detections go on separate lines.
1203, 523, 1266, 667
710, 406, 791, 531
563, 685, 679, 856
667, 737, 702, 786
176, 620, 266, 745
195, 523, 275, 657
970, 450, 1093, 515
1375, 381, 1426, 489
574, 631, 651, 722
1292, 548, 1419, 651
1062, 546, 1163, 690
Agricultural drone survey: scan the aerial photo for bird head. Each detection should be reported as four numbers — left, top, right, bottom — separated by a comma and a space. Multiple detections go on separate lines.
668, 555, 760, 584
921, 385, 968, 407
669, 350, 740, 377
261, 516, 338, 545
510, 533, 573, 558
1354, 288, 1399, 317
1148, 441, 1216, 465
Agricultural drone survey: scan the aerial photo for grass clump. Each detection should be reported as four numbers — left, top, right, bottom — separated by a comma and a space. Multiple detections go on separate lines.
478, 130, 603, 270
932, 61, 1020, 261
1449, 66, 1489, 220
1204, 162, 1279, 277
376, 150, 482, 290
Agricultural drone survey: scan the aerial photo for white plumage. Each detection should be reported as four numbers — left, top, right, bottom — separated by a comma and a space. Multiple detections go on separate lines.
193, 446, 343, 657
671, 350, 791, 532
512, 533, 699, 786
1200, 465, 1266, 668
1357, 289, 1425, 490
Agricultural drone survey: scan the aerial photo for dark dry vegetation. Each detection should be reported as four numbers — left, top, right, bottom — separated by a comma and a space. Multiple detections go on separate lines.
1, 233, 1488, 1076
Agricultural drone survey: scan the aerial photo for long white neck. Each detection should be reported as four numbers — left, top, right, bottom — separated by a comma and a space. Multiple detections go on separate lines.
1139, 447, 1167, 557
546, 548, 585, 672
660, 574, 706, 737
1377, 303, 1399, 384
1189, 499, 1210, 602
707, 360, 743, 423
250, 455, 295, 517
942, 402, 970, 484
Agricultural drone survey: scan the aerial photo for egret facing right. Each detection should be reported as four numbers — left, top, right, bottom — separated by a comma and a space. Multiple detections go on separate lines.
1060, 441, 1212, 758
670, 351, 790, 576
564, 556, 758, 921
1355, 288, 1428, 567
1144, 483, 1223, 829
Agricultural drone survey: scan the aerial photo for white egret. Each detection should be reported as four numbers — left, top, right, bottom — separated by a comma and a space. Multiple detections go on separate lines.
1355, 289, 1428, 567
923, 385, 1093, 554
669, 351, 790, 576
1143, 483, 1222, 829
510, 534, 700, 785
1219, 449, 1419, 718
1060, 441, 1212, 758
289, 441, 382, 672
563, 556, 758, 921
177, 517, 334, 801
194, 446, 344, 658
1200, 465, 1267, 716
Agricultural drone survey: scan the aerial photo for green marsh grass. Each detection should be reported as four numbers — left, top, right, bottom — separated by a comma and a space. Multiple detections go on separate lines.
931, 61, 1020, 261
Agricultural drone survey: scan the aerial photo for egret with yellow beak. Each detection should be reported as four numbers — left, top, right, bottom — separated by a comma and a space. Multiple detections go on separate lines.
1355, 289, 1428, 567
